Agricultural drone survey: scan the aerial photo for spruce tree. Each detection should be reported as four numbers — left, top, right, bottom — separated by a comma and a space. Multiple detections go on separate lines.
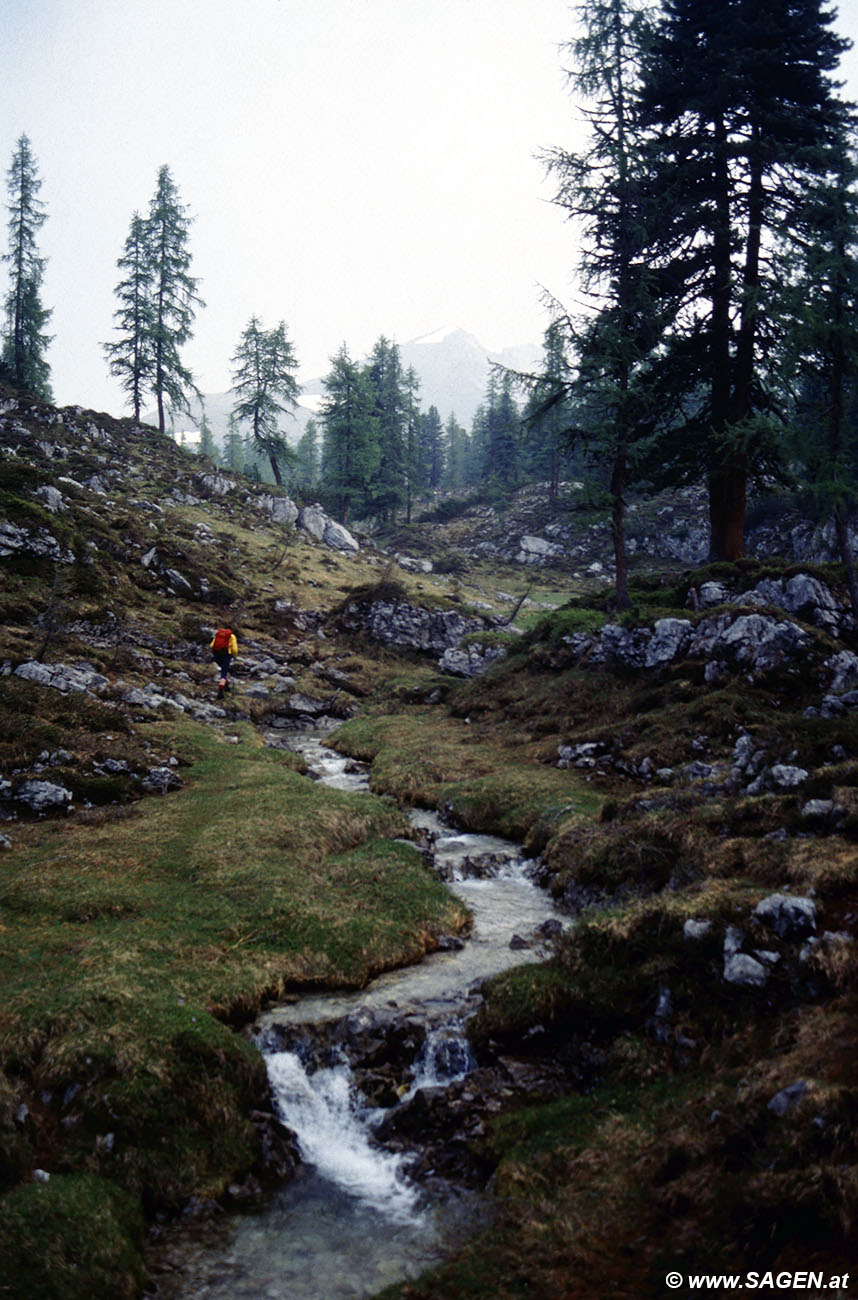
364, 337, 408, 522
639, 0, 850, 559
230, 316, 300, 486
147, 165, 203, 435
103, 211, 153, 421
1, 135, 51, 398
294, 417, 321, 495
198, 413, 219, 463
419, 405, 445, 493
223, 414, 245, 473
402, 365, 422, 523
522, 321, 576, 500
320, 344, 378, 522
443, 415, 470, 490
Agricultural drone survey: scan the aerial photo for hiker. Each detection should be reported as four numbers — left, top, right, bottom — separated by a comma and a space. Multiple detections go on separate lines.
210, 625, 238, 695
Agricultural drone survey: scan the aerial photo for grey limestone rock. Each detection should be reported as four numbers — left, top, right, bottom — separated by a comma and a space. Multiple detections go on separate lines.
769, 764, 809, 790
767, 1080, 808, 1116
15, 780, 73, 812
195, 472, 234, 497
723, 952, 768, 987
14, 661, 109, 696
140, 767, 183, 795
34, 484, 66, 513
644, 617, 693, 667
323, 518, 359, 553
683, 919, 712, 940
297, 503, 327, 542
258, 493, 299, 526
753, 893, 817, 940
439, 643, 507, 678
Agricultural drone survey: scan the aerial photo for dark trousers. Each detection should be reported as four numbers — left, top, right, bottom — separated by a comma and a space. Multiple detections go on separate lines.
212, 651, 233, 681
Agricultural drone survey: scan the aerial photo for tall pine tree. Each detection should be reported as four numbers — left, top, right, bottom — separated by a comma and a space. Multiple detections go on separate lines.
2, 135, 51, 398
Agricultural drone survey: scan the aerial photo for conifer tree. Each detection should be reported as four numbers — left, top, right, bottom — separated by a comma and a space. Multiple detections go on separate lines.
147, 165, 203, 435
366, 336, 408, 522
320, 344, 378, 522
480, 372, 520, 489
197, 413, 219, 463
784, 120, 858, 616
103, 211, 153, 421
230, 316, 300, 486
545, 0, 656, 606
419, 405, 445, 492
521, 321, 576, 499
294, 417, 321, 495
639, 0, 850, 559
443, 414, 470, 490
223, 414, 245, 473
402, 365, 422, 523
1, 135, 51, 398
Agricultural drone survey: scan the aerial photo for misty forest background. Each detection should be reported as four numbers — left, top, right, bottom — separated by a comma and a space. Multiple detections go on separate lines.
4, 0, 858, 609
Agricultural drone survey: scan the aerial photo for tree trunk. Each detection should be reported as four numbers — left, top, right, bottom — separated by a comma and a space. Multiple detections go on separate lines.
708, 111, 735, 561
611, 430, 630, 609
268, 454, 283, 487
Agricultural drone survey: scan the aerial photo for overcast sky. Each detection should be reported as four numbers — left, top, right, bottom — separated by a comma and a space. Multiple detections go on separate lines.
3, 0, 858, 417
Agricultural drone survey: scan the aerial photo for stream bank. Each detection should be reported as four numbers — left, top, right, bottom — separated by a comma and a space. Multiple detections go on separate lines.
148, 732, 571, 1300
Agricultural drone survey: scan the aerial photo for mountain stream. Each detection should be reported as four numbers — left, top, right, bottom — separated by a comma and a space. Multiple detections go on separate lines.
158, 732, 565, 1300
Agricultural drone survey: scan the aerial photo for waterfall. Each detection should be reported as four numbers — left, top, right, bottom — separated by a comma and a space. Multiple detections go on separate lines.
406, 1022, 476, 1097
266, 1050, 421, 1223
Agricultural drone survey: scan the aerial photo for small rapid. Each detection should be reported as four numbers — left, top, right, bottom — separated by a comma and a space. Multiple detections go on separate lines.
161, 732, 566, 1300
265, 1049, 419, 1221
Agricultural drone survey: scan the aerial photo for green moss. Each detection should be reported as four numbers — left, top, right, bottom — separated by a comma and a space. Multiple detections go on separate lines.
0, 1174, 145, 1300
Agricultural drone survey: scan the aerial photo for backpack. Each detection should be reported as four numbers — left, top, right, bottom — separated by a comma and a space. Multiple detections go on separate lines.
212, 627, 231, 652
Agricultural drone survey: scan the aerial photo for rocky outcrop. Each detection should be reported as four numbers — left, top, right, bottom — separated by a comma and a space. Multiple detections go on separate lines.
339, 595, 492, 656
14, 661, 109, 696
554, 573, 849, 685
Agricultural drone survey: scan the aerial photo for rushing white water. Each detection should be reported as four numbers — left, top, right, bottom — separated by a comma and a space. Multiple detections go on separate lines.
266, 1050, 420, 1222
405, 1021, 476, 1099
165, 732, 566, 1300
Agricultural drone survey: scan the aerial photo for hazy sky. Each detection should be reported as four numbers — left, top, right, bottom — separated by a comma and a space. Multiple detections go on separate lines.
3, 0, 858, 417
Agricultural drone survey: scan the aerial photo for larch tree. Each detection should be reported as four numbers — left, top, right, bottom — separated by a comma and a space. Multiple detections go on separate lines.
147, 165, 203, 435
1, 134, 51, 398
639, 0, 850, 559
103, 211, 154, 421
230, 316, 300, 486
